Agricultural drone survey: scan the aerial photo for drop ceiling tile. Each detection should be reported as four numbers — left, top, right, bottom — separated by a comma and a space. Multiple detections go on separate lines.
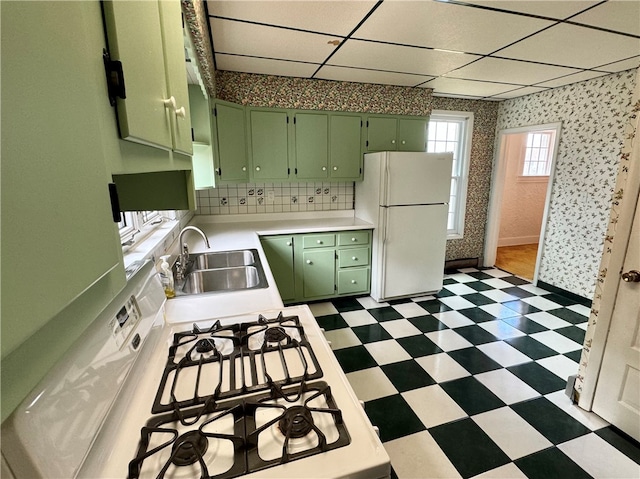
207, 1, 377, 36
490, 86, 550, 99
330, 39, 480, 77
534, 70, 610, 88
570, 0, 640, 36
210, 18, 339, 63
352, 0, 553, 55
447, 57, 580, 85
465, 1, 600, 20
215, 54, 319, 78
497, 22, 640, 69
422, 77, 522, 97
316, 65, 433, 87
597, 55, 640, 73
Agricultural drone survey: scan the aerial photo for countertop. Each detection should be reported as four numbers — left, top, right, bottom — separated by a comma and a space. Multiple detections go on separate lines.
163, 211, 373, 322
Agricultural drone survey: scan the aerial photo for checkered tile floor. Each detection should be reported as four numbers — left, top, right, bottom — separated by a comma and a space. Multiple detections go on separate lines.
308, 267, 640, 479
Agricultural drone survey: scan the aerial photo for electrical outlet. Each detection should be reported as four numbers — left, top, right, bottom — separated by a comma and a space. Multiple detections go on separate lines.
267, 190, 275, 203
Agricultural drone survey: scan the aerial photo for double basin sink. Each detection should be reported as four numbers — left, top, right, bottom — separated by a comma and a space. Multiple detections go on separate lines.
174, 249, 268, 295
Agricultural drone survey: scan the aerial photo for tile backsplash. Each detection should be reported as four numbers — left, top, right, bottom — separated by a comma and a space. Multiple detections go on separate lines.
196, 182, 354, 215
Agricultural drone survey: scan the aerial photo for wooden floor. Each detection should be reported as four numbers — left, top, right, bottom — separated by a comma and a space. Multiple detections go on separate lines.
495, 243, 538, 280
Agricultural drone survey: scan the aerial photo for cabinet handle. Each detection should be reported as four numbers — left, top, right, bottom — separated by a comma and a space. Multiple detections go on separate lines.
352, 256, 357, 261
255, 166, 261, 171
306, 260, 312, 265
351, 237, 357, 242
317, 240, 322, 244
242, 166, 247, 172
322, 166, 327, 171
401, 140, 406, 144
175, 106, 186, 118
162, 96, 176, 109
351, 279, 356, 284
286, 241, 291, 246
333, 166, 338, 171
391, 139, 396, 144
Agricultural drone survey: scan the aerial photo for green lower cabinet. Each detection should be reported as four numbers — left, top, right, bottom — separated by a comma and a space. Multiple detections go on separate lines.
261, 230, 371, 304
261, 236, 296, 302
302, 250, 336, 299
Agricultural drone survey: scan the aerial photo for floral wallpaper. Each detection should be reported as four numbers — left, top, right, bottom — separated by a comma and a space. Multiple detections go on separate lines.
431, 97, 499, 262
182, 0, 216, 98
575, 68, 640, 398
496, 70, 637, 299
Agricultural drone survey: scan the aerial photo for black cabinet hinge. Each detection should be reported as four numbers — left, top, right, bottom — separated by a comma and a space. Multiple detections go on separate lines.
287, 168, 290, 175
295, 168, 298, 175
213, 107, 217, 117
108, 183, 121, 222
366, 140, 369, 147
361, 120, 363, 127
287, 116, 290, 124
103, 49, 125, 107
359, 167, 362, 174
366, 120, 369, 127
293, 117, 296, 124
216, 168, 222, 176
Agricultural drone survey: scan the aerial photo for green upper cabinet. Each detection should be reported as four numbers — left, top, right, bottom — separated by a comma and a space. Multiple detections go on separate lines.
366, 115, 428, 152
329, 113, 363, 180
294, 112, 329, 180
247, 108, 290, 181
1, 0, 123, 357
103, 0, 192, 155
214, 100, 249, 182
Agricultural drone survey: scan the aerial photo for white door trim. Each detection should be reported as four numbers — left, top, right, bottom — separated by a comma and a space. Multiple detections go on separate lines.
484, 122, 562, 284
579, 119, 640, 411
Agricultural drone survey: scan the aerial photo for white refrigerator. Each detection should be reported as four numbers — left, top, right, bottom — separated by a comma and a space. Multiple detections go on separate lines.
355, 151, 453, 301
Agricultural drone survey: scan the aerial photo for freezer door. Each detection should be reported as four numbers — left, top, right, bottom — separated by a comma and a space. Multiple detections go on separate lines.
378, 204, 448, 299
384, 152, 452, 206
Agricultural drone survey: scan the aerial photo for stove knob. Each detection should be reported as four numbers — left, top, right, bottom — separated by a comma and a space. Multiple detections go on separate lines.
622, 270, 640, 282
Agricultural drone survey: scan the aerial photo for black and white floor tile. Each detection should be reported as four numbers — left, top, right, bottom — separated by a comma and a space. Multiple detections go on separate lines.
308, 267, 640, 479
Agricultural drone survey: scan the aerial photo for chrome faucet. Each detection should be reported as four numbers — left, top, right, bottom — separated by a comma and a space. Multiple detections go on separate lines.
176, 226, 210, 280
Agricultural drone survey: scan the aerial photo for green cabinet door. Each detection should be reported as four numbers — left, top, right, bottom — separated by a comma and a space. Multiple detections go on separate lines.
158, 0, 192, 155
248, 109, 290, 181
295, 112, 329, 180
261, 236, 296, 301
103, 1, 172, 150
215, 101, 249, 182
398, 117, 427, 151
302, 250, 336, 299
366, 116, 398, 152
330, 114, 363, 179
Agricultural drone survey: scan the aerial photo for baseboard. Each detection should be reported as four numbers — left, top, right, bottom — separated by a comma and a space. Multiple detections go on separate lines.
497, 236, 539, 247
537, 280, 592, 307
445, 258, 481, 272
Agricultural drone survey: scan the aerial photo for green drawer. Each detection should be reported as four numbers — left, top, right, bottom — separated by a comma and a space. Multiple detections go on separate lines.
338, 247, 370, 268
303, 233, 335, 249
337, 268, 370, 295
338, 230, 370, 246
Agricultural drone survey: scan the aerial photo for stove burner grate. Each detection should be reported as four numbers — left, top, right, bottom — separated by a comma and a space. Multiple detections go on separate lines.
264, 326, 289, 343
195, 338, 216, 353
171, 431, 208, 466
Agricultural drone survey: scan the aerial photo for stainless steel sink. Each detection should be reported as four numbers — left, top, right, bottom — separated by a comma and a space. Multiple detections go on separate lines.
191, 250, 255, 270
182, 266, 266, 294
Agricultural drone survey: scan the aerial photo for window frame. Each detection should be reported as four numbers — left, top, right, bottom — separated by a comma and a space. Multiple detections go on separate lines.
520, 130, 555, 178
119, 210, 168, 248
427, 110, 474, 239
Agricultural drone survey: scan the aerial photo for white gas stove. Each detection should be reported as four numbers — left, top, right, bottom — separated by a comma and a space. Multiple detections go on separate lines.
1, 261, 390, 479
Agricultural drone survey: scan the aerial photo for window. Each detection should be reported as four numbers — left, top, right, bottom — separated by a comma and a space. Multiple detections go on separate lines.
522, 131, 555, 176
427, 111, 473, 238
119, 210, 165, 247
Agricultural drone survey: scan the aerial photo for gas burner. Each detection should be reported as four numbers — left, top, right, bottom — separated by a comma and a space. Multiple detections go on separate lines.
278, 405, 314, 438
264, 326, 289, 344
195, 339, 216, 354
171, 431, 208, 466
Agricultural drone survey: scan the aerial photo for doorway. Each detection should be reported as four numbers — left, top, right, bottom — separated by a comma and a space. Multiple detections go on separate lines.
484, 123, 562, 282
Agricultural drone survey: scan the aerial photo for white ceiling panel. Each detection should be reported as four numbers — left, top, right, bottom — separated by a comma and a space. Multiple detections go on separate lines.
497, 22, 640, 69
316, 65, 433, 87
207, 1, 377, 36
465, 1, 601, 20
491, 86, 550, 99
447, 57, 580, 85
329, 39, 481, 77
597, 55, 640, 73
215, 54, 320, 78
570, 0, 640, 36
420, 77, 523, 97
210, 18, 339, 63
352, 0, 553, 55
534, 70, 610, 88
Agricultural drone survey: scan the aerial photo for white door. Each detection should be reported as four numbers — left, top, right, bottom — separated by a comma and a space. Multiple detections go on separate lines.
380, 204, 448, 299
385, 153, 452, 206
592, 189, 640, 441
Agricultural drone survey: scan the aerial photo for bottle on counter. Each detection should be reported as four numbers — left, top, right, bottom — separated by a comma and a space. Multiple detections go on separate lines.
158, 255, 175, 298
